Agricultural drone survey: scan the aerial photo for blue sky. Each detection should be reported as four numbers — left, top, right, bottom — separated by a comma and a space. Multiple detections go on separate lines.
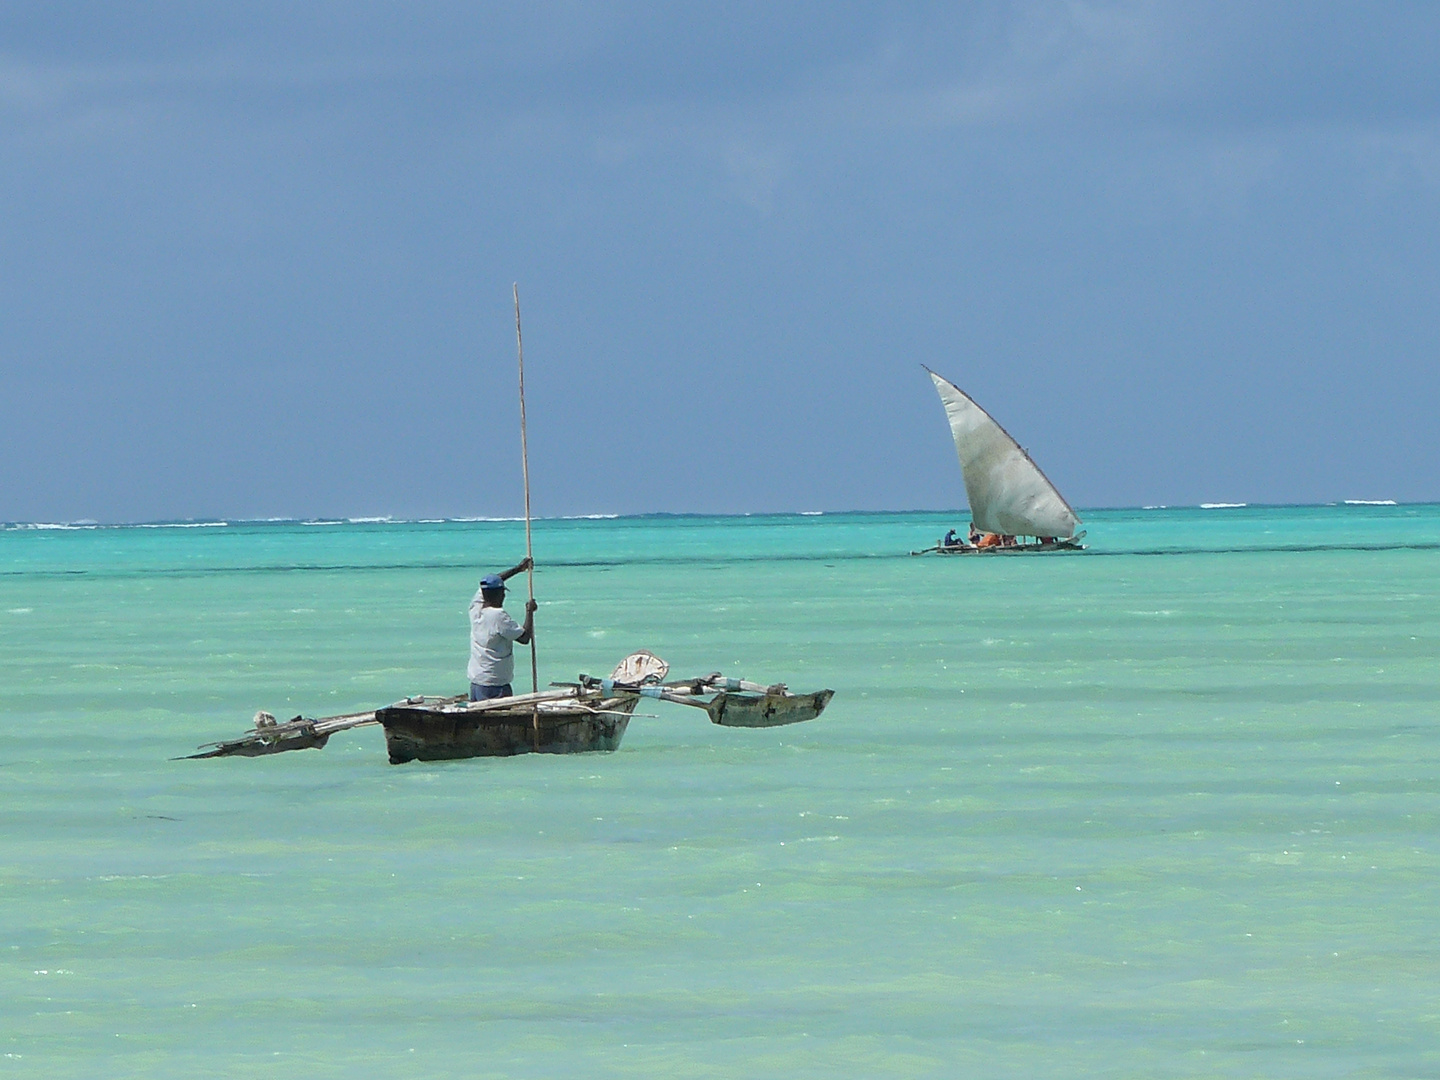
3, 2, 1439, 521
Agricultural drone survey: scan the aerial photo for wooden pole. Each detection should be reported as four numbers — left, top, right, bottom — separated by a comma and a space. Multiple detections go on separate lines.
513, 284, 540, 747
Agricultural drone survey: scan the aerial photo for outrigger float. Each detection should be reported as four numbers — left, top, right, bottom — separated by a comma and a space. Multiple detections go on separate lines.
913, 367, 1086, 556
184, 652, 834, 764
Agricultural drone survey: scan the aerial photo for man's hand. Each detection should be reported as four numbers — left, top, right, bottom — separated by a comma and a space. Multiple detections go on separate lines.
517, 597, 539, 644
501, 556, 534, 581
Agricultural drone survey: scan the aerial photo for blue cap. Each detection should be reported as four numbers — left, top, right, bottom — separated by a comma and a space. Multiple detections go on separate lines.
480, 574, 505, 591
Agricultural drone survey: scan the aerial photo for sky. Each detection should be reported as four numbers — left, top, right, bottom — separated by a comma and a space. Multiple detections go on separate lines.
3, 2, 1439, 522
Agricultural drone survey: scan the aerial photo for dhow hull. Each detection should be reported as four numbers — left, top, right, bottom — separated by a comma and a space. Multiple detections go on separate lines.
933, 539, 1085, 555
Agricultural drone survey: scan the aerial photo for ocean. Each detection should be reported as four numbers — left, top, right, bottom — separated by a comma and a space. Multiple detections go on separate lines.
2, 505, 1437, 1078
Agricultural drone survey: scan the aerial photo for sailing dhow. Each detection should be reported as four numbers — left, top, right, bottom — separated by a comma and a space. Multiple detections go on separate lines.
917, 367, 1085, 554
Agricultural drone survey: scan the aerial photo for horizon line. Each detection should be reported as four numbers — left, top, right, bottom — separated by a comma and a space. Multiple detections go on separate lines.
1, 500, 1431, 531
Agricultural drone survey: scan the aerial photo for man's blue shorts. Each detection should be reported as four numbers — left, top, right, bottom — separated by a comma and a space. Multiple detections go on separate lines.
470, 683, 513, 701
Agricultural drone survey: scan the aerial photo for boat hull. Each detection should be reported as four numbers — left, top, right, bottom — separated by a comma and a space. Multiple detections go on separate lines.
376, 697, 639, 763
934, 539, 1085, 555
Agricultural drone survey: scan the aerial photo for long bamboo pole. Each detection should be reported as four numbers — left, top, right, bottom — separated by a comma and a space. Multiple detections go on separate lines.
512, 285, 540, 745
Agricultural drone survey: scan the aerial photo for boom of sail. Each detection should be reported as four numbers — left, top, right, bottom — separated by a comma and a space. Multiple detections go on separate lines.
926, 368, 1080, 539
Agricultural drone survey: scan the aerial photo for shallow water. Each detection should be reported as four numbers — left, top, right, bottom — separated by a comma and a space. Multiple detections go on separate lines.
2, 506, 1438, 1077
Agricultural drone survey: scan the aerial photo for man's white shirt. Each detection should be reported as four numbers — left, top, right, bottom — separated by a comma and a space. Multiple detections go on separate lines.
468, 595, 525, 685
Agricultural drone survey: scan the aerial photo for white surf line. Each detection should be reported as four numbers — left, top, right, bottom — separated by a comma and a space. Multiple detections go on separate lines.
137, 521, 229, 528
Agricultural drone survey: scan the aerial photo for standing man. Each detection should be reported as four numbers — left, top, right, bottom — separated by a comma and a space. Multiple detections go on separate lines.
468, 557, 536, 701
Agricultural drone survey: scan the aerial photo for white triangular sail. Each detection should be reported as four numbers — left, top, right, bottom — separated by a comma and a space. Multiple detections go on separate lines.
927, 369, 1080, 539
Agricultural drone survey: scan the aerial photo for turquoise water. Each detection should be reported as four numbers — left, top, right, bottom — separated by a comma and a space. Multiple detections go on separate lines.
2, 506, 1438, 1077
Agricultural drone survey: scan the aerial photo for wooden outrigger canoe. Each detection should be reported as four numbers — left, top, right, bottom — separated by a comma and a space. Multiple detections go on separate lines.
183, 653, 834, 763
185, 304, 838, 767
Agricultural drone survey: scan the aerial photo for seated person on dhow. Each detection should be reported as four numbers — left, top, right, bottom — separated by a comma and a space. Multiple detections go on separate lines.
468, 558, 536, 701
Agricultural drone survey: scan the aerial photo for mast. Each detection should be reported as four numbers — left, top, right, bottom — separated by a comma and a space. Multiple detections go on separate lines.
513, 285, 539, 700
